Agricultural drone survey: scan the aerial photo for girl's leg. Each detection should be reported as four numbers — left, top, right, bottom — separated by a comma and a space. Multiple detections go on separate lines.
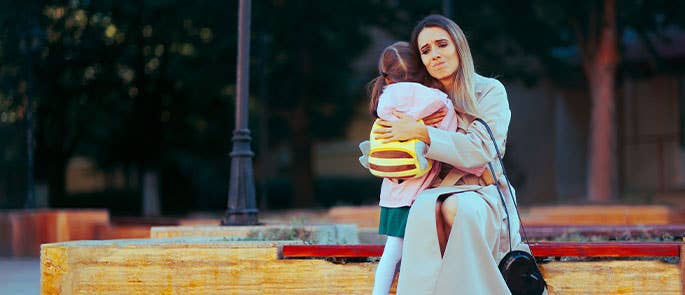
373, 236, 404, 295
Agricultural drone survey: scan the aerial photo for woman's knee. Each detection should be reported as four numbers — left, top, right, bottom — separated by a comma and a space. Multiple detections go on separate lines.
442, 194, 486, 227
440, 196, 458, 226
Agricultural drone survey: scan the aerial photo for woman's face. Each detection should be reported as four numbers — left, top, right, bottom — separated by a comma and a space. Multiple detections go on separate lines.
417, 27, 459, 88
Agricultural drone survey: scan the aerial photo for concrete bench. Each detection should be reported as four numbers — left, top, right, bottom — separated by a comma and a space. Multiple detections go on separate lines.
41, 237, 685, 294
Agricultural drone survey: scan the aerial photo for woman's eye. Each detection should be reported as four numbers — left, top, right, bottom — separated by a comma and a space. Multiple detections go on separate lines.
437, 42, 448, 48
421, 49, 429, 55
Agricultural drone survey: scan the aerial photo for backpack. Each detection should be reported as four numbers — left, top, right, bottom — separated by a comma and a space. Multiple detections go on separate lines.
368, 119, 432, 179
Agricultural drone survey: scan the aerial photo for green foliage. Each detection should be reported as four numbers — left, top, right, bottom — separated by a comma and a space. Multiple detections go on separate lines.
254, 177, 381, 210
252, 0, 385, 141
0, 118, 25, 208
62, 189, 140, 215
0, 0, 400, 210
0, 0, 241, 209
531, 0, 685, 74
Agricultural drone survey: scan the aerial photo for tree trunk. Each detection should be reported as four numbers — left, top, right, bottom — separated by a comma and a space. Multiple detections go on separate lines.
142, 168, 160, 216
47, 155, 67, 208
132, 1, 162, 215
290, 29, 315, 208
584, 0, 618, 202
290, 106, 314, 207
586, 68, 616, 201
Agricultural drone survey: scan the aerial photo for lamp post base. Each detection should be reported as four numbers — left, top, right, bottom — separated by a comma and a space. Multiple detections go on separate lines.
221, 208, 259, 225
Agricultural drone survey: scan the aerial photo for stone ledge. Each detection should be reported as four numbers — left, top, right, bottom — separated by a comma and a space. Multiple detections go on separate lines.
150, 224, 360, 244
40, 239, 376, 295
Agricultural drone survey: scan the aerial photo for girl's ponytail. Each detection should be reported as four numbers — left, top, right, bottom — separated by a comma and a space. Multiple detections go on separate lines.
368, 75, 387, 118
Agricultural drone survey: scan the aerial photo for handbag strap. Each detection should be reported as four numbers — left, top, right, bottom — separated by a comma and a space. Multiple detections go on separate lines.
473, 118, 530, 251
438, 168, 465, 187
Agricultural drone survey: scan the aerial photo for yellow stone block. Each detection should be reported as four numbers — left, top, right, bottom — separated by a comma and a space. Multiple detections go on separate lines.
41, 238, 376, 295
541, 260, 680, 294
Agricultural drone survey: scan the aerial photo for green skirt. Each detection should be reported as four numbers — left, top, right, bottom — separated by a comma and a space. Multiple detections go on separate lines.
378, 206, 411, 238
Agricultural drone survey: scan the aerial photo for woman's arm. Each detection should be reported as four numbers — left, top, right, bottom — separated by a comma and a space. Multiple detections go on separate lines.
374, 78, 510, 170
425, 79, 510, 169
373, 111, 432, 144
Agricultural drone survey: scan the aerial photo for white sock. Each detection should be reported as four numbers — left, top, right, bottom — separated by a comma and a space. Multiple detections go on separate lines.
372, 236, 403, 295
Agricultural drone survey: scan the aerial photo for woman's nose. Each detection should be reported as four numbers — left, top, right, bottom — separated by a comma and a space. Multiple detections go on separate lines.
430, 50, 440, 59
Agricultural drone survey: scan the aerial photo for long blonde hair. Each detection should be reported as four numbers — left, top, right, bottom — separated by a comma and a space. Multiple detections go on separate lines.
410, 15, 479, 117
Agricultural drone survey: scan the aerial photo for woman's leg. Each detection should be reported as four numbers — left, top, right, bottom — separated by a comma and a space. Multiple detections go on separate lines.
440, 194, 459, 227
435, 197, 448, 256
433, 192, 510, 294
373, 236, 404, 295
435, 194, 458, 251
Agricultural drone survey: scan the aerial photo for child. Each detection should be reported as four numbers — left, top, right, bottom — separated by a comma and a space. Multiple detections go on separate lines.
363, 41, 485, 295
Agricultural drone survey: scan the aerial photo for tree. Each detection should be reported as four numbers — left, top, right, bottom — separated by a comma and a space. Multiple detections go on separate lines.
252, 0, 387, 207
0, 1, 41, 208
573, 0, 618, 202
83, 0, 240, 213
2, 0, 391, 211
532, 0, 685, 201
101, 0, 239, 215
0, 0, 240, 212
0, 1, 138, 206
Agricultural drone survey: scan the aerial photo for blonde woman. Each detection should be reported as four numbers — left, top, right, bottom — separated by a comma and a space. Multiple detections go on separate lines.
374, 15, 540, 294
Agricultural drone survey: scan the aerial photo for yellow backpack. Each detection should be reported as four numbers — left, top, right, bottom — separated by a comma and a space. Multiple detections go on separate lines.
368, 119, 432, 179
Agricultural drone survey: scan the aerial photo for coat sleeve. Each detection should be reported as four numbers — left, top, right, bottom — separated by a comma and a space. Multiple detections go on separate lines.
424, 79, 510, 170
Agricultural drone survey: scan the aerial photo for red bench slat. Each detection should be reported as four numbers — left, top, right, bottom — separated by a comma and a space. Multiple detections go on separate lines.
528, 242, 682, 257
281, 242, 684, 258
283, 245, 383, 258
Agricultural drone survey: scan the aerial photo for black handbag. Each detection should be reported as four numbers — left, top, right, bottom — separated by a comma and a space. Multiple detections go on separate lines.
475, 118, 546, 295
498, 250, 546, 295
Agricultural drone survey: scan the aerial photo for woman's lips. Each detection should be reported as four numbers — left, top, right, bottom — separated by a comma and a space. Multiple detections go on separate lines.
433, 61, 446, 69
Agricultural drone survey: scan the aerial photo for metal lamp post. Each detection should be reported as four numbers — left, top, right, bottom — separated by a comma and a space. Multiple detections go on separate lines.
222, 0, 259, 225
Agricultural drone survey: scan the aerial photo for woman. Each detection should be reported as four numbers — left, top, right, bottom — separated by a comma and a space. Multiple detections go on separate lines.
374, 15, 534, 294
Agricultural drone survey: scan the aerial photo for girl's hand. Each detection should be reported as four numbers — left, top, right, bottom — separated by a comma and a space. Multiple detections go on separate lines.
374, 111, 430, 144
424, 108, 447, 126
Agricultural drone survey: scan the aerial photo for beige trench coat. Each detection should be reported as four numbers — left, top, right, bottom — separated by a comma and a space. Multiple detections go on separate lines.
396, 75, 535, 295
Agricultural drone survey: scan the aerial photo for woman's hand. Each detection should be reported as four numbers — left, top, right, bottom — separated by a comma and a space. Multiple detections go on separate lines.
374, 111, 431, 144
423, 108, 447, 126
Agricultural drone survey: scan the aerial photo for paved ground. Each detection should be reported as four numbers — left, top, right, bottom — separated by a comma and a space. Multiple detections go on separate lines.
0, 258, 41, 295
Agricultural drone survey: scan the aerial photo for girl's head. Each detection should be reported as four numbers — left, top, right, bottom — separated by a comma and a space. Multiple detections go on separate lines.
368, 41, 437, 117
410, 15, 478, 117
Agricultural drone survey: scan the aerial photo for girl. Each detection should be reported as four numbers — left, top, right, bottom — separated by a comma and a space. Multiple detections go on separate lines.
364, 41, 486, 295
